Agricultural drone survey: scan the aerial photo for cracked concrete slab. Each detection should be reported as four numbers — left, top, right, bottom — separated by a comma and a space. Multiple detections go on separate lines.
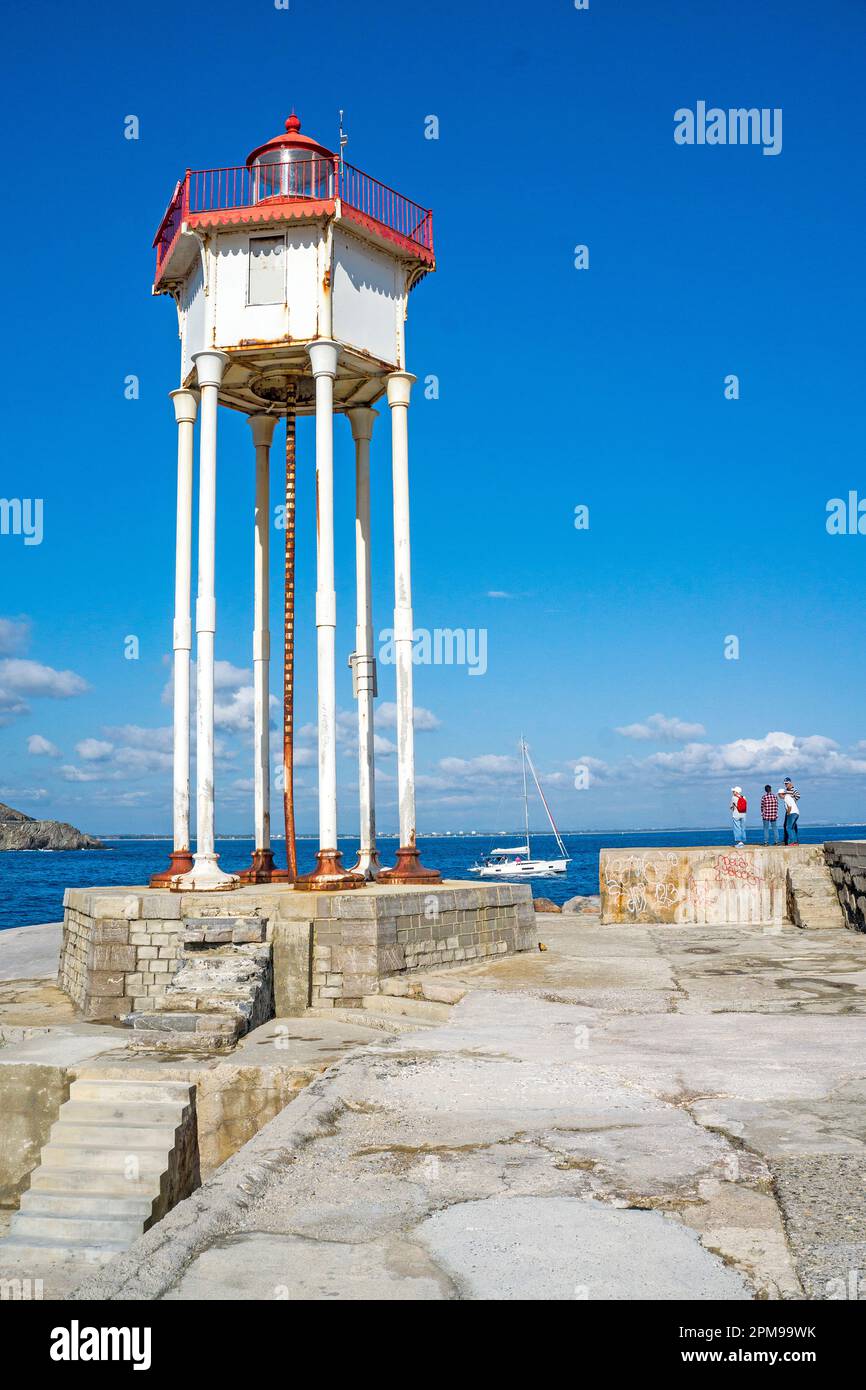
61, 915, 866, 1301
415, 1195, 752, 1300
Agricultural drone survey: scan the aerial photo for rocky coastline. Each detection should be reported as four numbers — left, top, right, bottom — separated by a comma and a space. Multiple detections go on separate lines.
0, 802, 102, 851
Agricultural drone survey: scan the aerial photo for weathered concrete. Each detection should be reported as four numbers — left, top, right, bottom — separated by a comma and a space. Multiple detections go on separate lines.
67, 914, 866, 1302
601, 844, 824, 925
0, 1063, 70, 1207
0, 923, 61, 982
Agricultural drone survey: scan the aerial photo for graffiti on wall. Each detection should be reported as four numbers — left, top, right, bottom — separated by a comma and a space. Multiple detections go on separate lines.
713, 854, 764, 889
603, 852, 686, 916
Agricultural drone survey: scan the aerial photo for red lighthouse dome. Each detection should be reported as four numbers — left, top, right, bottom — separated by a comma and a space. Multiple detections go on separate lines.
246, 111, 335, 202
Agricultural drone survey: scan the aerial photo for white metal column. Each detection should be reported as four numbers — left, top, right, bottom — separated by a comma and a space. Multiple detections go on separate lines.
378, 372, 440, 883
302, 340, 362, 887
348, 407, 380, 879
151, 388, 198, 886
175, 349, 238, 891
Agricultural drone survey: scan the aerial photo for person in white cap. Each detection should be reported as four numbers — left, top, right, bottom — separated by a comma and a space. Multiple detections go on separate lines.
729, 786, 747, 846
779, 786, 800, 844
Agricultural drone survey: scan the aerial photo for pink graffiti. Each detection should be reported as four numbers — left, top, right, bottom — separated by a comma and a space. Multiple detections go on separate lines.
713, 854, 763, 888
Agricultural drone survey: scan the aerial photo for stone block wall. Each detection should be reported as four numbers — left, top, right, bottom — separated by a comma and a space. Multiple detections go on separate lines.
310, 884, 536, 1008
60, 882, 535, 1020
61, 891, 186, 1020
824, 841, 866, 933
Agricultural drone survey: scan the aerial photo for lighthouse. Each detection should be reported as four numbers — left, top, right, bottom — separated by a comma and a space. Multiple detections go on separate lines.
149, 109, 440, 892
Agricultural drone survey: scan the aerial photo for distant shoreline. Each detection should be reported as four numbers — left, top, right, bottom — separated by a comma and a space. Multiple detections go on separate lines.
89, 824, 866, 841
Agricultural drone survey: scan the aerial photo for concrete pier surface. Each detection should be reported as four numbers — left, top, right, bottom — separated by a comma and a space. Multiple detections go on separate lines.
59, 911, 865, 1302
0, 922, 62, 981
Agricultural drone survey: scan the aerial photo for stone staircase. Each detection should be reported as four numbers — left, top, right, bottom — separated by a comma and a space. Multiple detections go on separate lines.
128, 916, 273, 1053
786, 863, 847, 930
308, 976, 466, 1033
0, 1077, 197, 1269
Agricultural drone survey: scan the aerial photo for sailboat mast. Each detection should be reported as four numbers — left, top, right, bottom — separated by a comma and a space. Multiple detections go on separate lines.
524, 743, 569, 859
521, 736, 530, 854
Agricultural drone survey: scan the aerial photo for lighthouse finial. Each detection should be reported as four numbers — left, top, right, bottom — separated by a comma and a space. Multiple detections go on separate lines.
285, 110, 301, 134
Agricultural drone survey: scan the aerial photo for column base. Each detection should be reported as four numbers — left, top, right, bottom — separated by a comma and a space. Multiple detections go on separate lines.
378, 845, 442, 885
149, 849, 194, 888
238, 848, 276, 885
170, 853, 240, 892
351, 848, 382, 881
295, 849, 365, 892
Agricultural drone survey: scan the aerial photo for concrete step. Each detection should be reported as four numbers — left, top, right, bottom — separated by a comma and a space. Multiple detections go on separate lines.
69, 1078, 193, 1105
129, 1028, 240, 1053
49, 1121, 181, 1150
130, 1011, 240, 1034
305, 1006, 436, 1034
0, 1236, 125, 1265
360, 993, 453, 1023
10, 1212, 144, 1244
787, 863, 847, 930
59, 1100, 189, 1126
18, 1190, 154, 1221
153, 993, 251, 1016
41, 1145, 167, 1174
381, 977, 467, 1005
28, 1167, 162, 1197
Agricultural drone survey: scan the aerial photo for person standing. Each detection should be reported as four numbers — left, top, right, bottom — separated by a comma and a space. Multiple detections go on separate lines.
779, 786, 800, 844
760, 784, 779, 844
730, 786, 747, 846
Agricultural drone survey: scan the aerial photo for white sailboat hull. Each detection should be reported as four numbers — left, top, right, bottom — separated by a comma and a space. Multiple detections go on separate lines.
473, 857, 569, 879
470, 739, 570, 882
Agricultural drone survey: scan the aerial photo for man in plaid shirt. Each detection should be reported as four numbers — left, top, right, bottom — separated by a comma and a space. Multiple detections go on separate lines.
761, 785, 779, 844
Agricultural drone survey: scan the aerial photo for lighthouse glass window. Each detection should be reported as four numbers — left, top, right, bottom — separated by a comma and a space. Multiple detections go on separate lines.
248, 235, 285, 306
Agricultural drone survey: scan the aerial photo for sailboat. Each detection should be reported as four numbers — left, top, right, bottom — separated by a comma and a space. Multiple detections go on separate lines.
470, 738, 571, 878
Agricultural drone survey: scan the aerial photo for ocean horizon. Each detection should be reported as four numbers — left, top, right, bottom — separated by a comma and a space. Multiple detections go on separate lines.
4, 825, 864, 931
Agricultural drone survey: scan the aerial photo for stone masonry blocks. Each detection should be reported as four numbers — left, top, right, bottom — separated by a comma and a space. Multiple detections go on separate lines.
59, 881, 534, 1019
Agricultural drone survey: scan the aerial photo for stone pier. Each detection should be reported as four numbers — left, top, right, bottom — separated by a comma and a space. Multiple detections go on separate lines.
59, 883, 535, 1023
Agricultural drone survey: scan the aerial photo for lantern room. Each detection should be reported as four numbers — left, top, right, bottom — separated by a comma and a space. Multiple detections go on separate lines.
247, 111, 335, 202
152, 110, 435, 416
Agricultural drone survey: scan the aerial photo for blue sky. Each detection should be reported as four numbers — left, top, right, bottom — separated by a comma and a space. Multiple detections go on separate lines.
2, 0, 865, 835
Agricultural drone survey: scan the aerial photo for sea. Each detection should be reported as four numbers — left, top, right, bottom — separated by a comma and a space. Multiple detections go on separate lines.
2, 826, 864, 931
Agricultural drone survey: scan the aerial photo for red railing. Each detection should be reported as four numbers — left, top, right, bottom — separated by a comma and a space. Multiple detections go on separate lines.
153, 158, 433, 282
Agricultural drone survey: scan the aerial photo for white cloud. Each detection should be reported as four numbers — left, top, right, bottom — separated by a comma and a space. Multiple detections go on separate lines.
0, 658, 88, 700
60, 764, 103, 783
0, 617, 30, 656
0, 658, 88, 725
644, 730, 866, 780
377, 701, 440, 732
615, 713, 707, 742
27, 734, 61, 757
162, 660, 250, 709
0, 785, 48, 803
0, 690, 28, 725
214, 686, 279, 733
75, 738, 114, 761
487, 590, 512, 600
214, 661, 250, 692
114, 747, 173, 774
